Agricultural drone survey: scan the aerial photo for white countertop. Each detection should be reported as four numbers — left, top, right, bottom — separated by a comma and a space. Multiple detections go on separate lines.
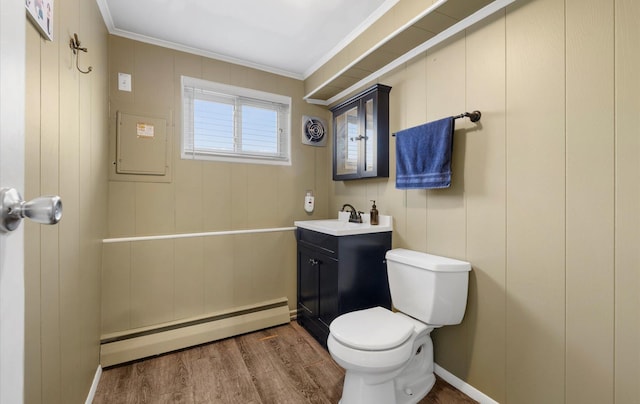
295, 213, 392, 236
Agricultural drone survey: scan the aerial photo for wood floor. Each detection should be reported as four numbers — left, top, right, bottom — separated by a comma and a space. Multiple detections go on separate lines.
94, 322, 477, 404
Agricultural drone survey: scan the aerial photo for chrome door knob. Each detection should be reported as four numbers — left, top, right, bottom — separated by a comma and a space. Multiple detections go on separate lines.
0, 187, 63, 232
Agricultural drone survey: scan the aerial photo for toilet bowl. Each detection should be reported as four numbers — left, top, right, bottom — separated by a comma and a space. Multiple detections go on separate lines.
328, 307, 434, 404
327, 249, 471, 404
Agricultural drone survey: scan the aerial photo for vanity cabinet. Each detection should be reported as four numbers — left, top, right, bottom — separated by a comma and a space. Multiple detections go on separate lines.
330, 84, 391, 181
296, 227, 392, 347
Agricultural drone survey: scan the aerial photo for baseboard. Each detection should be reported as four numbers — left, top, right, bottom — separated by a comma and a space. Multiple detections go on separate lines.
434, 363, 499, 404
100, 298, 290, 367
85, 365, 102, 404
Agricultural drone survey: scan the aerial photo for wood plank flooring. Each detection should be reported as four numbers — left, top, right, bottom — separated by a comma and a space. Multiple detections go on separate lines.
93, 321, 477, 404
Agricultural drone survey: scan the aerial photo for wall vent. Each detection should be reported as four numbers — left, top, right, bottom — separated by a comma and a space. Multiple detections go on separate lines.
302, 115, 327, 146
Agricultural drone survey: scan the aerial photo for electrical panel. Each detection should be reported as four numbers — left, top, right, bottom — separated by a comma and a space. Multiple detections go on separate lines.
116, 111, 167, 176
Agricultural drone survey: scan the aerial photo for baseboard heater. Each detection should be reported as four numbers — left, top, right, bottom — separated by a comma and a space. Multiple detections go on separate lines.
100, 297, 290, 367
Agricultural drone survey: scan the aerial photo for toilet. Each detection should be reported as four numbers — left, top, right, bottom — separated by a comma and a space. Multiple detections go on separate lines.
327, 248, 471, 404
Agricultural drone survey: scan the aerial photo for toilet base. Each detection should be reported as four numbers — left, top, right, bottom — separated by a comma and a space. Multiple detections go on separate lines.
336, 331, 435, 404
338, 371, 435, 404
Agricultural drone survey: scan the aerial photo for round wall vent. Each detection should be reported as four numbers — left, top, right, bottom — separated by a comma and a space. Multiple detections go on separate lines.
302, 116, 327, 147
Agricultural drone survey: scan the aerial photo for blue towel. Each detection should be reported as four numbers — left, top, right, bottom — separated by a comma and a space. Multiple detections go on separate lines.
395, 117, 455, 189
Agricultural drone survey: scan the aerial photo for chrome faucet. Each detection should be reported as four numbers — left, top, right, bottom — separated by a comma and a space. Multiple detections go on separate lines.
341, 204, 363, 223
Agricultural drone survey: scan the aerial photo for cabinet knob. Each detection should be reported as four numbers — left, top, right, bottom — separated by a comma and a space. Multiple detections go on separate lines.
309, 258, 319, 265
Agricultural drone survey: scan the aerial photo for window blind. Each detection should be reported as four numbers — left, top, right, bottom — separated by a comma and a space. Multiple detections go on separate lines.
181, 76, 291, 165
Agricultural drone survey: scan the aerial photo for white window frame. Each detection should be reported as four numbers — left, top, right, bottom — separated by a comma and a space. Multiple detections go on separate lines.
181, 76, 291, 165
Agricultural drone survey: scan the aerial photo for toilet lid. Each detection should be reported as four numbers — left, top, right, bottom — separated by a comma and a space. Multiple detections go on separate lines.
329, 307, 414, 351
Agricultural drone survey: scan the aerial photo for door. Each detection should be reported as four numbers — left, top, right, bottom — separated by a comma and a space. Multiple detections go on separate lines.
0, 0, 26, 402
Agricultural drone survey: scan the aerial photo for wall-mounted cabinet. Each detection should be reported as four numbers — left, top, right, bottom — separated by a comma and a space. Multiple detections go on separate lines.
330, 84, 391, 181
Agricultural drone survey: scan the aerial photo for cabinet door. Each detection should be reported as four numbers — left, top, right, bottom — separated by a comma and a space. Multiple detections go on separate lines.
334, 105, 359, 177
363, 95, 375, 174
298, 249, 318, 316
318, 256, 339, 327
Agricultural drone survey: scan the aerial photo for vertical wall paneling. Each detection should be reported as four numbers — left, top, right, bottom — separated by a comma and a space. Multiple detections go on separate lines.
424, 33, 467, 259
403, 57, 429, 252
24, 0, 108, 401
506, 0, 566, 402
134, 42, 174, 112
281, 231, 299, 309
79, 0, 100, 386
173, 53, 202, 238
425, 33, 468, 378
101, 242, 132, 334
107, 181, 136, 236
24, 25, 43, 404
377, 68, 406, 247
247, 165, 280, 228
201, 56, 230, 84
203, 236, 235, 312
37, 14, 63, 404
233, 234, 264, 306
202, 163, 233, 231
464, 11, 507, 403
135, 183, 175, 235
565, 0, 615, 402
58, 0, 83, 399
277, 163, 302, 226
230, 165, 249, 230
131, 240, 175, 327
614, 0, 640, 402
174, 158, 204, 233
174, 238, 205, 319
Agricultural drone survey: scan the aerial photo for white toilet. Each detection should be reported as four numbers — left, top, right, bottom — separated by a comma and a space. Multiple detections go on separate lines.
327, 248, 471, 404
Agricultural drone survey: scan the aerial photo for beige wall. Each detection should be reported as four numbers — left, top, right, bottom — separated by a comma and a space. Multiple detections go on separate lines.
24, 0, 109, 402
102, 36, 331, 335
327, 0, 639, 402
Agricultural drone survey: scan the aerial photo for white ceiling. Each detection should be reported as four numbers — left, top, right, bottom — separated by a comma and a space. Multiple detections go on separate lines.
97, 0, 398, 79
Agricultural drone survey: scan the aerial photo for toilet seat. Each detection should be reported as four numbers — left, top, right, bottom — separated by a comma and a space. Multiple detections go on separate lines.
330, 307, 415, 351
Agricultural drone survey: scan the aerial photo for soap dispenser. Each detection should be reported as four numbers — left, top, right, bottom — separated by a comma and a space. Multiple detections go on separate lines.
370, 200, 379, 225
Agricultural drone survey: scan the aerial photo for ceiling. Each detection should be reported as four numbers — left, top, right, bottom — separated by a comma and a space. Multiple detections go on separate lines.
97, 0, 398, 79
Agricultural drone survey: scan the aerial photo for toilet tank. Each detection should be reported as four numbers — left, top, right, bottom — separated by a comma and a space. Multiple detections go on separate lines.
385, 248, 471, 326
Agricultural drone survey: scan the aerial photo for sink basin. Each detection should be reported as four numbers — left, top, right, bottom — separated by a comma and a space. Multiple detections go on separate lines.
295, 214, 392, 236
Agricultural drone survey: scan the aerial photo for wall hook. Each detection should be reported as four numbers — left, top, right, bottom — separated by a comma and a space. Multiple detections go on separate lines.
69, 33, 93, 74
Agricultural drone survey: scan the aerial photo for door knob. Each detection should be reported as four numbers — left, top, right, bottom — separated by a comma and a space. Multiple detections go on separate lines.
0, 187, 63, 232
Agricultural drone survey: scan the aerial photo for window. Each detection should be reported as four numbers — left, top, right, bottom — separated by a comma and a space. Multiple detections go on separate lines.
181, 76, 291, 165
